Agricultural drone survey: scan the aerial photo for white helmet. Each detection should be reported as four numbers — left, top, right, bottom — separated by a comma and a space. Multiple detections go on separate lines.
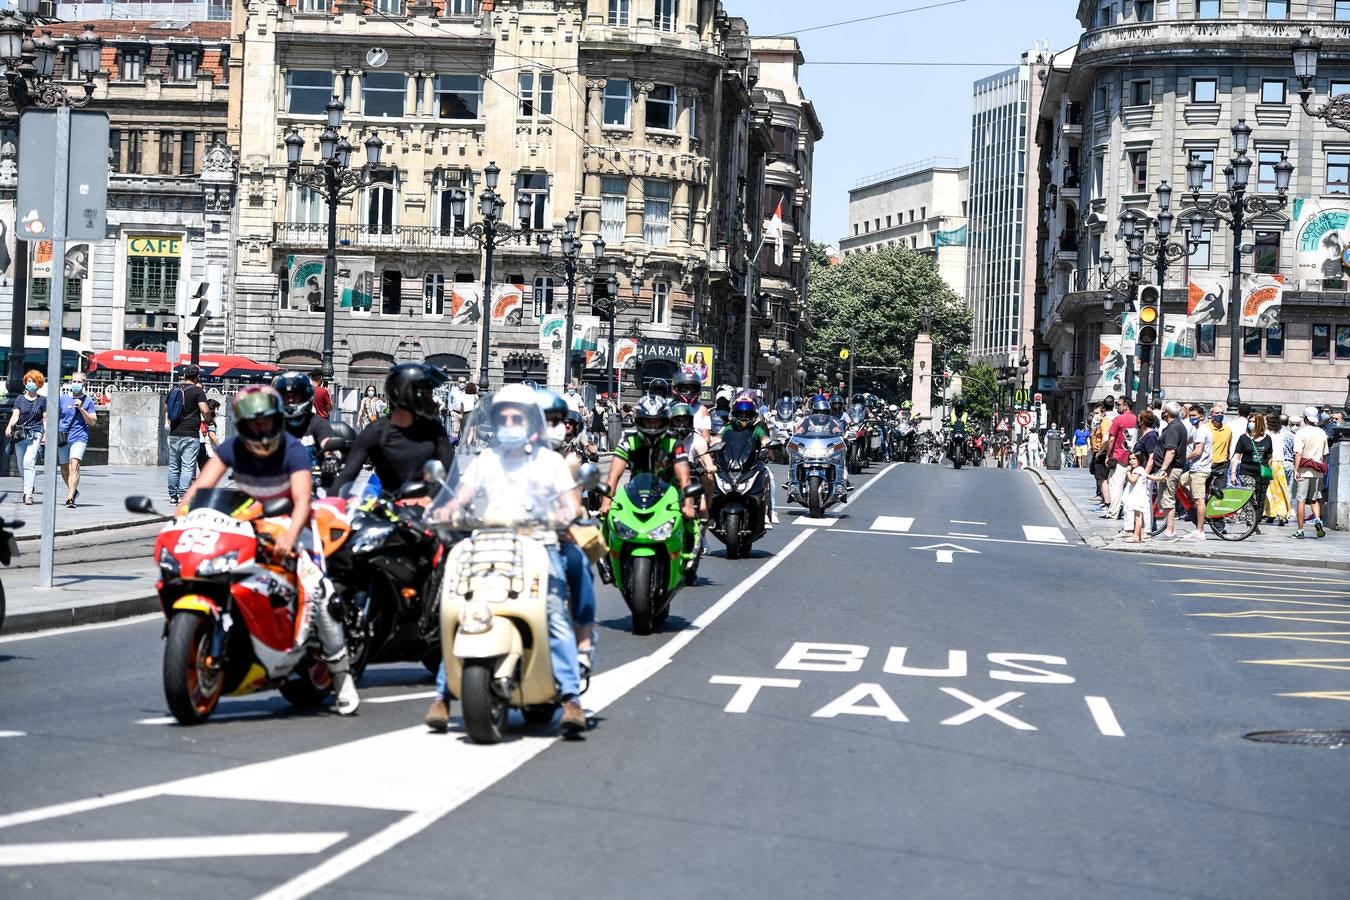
889, 404, 898, 413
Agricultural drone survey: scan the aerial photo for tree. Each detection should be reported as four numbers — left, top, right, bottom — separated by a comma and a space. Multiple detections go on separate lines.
806, 240, 832, 272
956, 360, 998, 423
804, 245, 970, 400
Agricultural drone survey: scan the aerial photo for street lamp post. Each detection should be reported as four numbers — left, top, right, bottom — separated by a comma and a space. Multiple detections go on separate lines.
1292, 28, 1350, 133
1183, 119, 1292, 412
0, 15, 101, 394
284, 100, 383, 387
537, 211, 605, 387
450, 162, 534, 391
1135, 180, 1198, 402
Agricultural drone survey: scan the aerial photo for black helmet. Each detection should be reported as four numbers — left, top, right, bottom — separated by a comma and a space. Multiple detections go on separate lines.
673, 368, 702, 404
646, 378, 672, 400
564, 408, 584, 436
231, 386, 286, 456
634, 395, 671, 441
730, 399, 757, 430
954, 397, 966, 412
669, 402, 695, 438
829, 395, 845, 413
272, 371, 314, 425
385, 363, 444, 420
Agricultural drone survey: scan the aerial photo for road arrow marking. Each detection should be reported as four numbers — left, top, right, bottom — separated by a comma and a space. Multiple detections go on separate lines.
911, 543, 980, 565
0, 833, 347, 867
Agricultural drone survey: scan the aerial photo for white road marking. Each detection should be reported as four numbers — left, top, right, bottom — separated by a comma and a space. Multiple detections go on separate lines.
363, 690, 439, 705
950, 520, 987, 526
708, 676, 801, 713
1023, 525, 1068, 544
823, 528, 1078, 550
793, 517, 838, 527
911, 543, 980, 565
0, 731, 26, 738
948, 531, 988, 538
939, 688, 1036, 731
0, 613, 160, 644
0, 833, 347, 867
137, 710, 279, 726
869, 516, 913, 532
1085, 695, 1125, 737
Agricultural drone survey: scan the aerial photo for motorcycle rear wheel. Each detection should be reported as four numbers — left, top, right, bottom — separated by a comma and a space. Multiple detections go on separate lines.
807, 476, 824, 519
164, 611, 223, 725
461, 660, 508, 744
627, 554, 656, 635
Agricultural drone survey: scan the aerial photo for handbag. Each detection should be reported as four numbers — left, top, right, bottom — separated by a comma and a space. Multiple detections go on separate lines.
57, 428, 68, 448
568, 523, 609, 564
1260, 464, 1273, 480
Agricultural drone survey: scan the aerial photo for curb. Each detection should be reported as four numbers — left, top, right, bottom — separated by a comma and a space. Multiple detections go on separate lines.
1025, 466, 1350, 572
3, 593, 160, 635
13, 515, 171, 544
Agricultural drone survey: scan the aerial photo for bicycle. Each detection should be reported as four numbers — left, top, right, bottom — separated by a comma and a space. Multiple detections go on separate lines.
1149, 471, 1259, 541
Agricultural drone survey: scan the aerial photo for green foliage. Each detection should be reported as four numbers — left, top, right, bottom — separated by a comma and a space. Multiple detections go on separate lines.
806, 241, 832, 273
804, 245, 971, 400
957, 360, 998, 423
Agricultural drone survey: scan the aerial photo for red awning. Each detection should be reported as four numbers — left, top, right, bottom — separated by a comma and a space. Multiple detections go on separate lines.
90, 350, 279, 378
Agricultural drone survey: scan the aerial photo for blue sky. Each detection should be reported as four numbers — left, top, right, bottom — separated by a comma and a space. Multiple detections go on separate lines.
728, 0, 1084, 246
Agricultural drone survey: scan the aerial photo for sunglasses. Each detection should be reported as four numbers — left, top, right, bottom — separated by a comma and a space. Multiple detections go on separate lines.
497, 413, 526, 425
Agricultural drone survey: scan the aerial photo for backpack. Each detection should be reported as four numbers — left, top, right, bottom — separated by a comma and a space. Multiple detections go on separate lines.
166, 386, 186, 427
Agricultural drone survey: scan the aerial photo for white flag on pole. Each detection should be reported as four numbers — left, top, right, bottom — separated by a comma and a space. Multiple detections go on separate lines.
767, 199, 784, 266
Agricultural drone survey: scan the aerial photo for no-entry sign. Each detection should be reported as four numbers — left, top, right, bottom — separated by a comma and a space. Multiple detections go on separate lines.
1016, 411, 1033, 428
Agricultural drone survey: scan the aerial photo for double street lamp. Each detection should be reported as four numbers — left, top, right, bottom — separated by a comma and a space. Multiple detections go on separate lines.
284, 98, 383, 386
449, 162, 534, 390
1183, 119, 1292, 412
592, 263, 634, 400
537, 211, 605, 387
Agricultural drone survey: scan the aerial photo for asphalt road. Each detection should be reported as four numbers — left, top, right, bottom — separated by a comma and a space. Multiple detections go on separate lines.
2, 462, 1348, 899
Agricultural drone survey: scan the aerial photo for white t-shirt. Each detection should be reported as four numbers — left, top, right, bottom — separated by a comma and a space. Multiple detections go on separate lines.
692, 403, 712, 435
456, 446, 575, 544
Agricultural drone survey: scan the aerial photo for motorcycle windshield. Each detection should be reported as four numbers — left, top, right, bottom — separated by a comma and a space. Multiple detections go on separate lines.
717, 429, 758, 472
625, 473, 673, 510
188, 488, 257, 518
798, 415, 839, 436
424, 394, 577, 532
774, 401, 795, 419
850, 404, 867, 421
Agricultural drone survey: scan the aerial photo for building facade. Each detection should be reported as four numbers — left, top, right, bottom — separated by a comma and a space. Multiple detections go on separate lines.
228, 0, 814, 399
0, 19, 232, 366
967, 48, 1051, 372
840, 158, 969, 301
1035, 0, 1350, 424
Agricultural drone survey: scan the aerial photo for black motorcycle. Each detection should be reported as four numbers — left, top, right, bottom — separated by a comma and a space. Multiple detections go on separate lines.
0, 503, 21, 634
948, 431, 968, 470
890, 419, 916, 462
710, 429, 769, 559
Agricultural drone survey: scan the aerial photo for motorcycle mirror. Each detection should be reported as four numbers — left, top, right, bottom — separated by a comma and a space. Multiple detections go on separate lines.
125, 496, 156, 515
422, 460, 448, 485
260, 497, 294, 518
325, 437, 351, 454
576, 462, 602, 492
683, 483, 703, 498
395, 481, 431, 501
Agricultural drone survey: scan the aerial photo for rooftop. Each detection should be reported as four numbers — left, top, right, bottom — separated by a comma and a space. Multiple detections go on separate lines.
852, 157, 965, 190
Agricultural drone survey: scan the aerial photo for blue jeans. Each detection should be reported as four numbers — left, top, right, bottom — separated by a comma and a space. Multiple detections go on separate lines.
558, 541, 596, 628
167, 436, 200, 499
436, 546, 581, 702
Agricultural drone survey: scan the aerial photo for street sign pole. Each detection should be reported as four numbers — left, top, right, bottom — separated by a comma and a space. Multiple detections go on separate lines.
37, 109, 71, 590
847, 328, 856, 399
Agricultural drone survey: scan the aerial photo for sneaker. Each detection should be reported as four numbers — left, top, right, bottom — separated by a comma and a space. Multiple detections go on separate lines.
424, 697, 450, 732
560, 699, 587, 738
1291, 530, 1306, 540
1315, 519, 1326, 539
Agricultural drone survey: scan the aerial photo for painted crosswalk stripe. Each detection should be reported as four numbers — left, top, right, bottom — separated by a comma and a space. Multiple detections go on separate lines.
794, 517, 838, 528
1084, 696, 1125, 737
870, 516, 913, 533
0, 833, 347, 867
1023, 525, 1068, 544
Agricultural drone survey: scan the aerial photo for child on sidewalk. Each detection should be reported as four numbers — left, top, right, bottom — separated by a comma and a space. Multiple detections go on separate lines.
1121, 449, 1152, 543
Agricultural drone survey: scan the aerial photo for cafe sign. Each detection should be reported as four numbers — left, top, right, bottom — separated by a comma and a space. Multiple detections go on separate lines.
128, 235, 182, 258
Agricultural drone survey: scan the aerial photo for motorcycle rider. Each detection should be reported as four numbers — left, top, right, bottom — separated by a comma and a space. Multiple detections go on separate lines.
671, 401, 715, 515
672, 368, 713, 445
798, 395, 843, 435
601, 396, 697, 524
709, 387, 735, 434
948, 397, 971, 462
720, 398, 779, 527
273, 372, 335, 487
425, 384, 588, 737
334, 363, 456, 495
182, 386, 359, 715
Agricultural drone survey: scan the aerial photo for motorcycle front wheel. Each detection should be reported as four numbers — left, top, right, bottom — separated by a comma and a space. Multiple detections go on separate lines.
723, 510, 745, 560
807, 475, 824, 519
163, 611, 224, 725
627, 554, 656, 635
461, 660, 508, 743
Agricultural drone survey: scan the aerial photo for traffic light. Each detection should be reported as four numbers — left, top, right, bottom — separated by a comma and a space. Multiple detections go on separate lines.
1137, 284, 1160, 348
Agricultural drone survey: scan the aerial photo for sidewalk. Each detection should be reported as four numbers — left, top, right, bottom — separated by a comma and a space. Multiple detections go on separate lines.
1, 465, 172, 541
1031, 465, 1350, 571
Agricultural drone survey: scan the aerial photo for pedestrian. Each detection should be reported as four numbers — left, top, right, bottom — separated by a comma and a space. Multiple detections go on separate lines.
1207, 402, 1232, 493
1263, 411, 1292, 526
1148, 401, 1188, 541
5, 370, 46, 504
1120, 449, 1152, 543
562, 382, 584, 413
450, 381, 478, 441
166, 364, 211, 506
1103, 398, 1137, 521
358, 385, 383, 429
199, 397, 223, 465
591, 394, 609, 451
1179, 403, 1212, 542
311, 370, 333, 419
1225, 402, 1250, 463
1292, 406, 1329, 539
1072, 421, 1089, 469
58, 373, 97, 508
1119, 408, 1159, 539
1230, 412, 1273, 535
1094, 397, 1118, 508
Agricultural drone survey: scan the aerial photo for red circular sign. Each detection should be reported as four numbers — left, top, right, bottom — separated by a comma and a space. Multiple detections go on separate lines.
1016, 411, 1033, 427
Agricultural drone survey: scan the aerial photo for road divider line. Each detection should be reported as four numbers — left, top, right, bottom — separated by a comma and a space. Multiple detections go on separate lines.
363, 691, 440, 705
0, 731, 26, 738
0, 833, 347, 867
1085, 696, 1125, 737
824, 528, 1078, 549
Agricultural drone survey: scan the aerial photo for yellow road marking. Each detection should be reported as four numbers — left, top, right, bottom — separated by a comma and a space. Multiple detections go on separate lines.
1241, 658, 1350, 672
1152, 562, 1345, 582
1170, 581, 1350, 595
1277, 691, 1350, 702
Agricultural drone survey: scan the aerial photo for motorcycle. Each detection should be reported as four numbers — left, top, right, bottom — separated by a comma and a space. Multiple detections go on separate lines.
127, 489, 354, 725
605, 471, 696, 634
844, 420, 867, 474
949, 430, 968, 470
890, 418, 916, 463
787, 424, 848, 519
710, 428, 770, 559
769, 408, 798, 464
0, 501, 21, 633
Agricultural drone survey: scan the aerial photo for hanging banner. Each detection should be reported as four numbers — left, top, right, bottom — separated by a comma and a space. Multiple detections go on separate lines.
683, 345, 714, 388
1239, 273, 1285, 327
539, 314, 567, 351
1098, 333, 1125, 396
288, 255, 375, 310
1120, 311, 1138, 357
1291, 197, 1350, 285
614, 338, 639, 371
489, 282, 526, 325
1186, 275, 1227, 326
1161, 319, 1196, 359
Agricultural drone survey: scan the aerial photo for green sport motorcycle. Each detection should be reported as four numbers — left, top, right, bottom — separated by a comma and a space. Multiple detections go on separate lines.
604, 473, 698, 635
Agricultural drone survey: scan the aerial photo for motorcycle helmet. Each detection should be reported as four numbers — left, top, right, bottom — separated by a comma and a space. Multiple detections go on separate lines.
954, 397, 966, 413
232, 386, 287, 457
673, 368, 702, 405
902, 400, 912, 410
730, 399, 758, 430
646, 378, 672, 400
564, 408, 585, 439
491, 383, 546, 451
634, 395, 671, 441
329, 421, 357, 446
385, 363, 445, 421
811, 396, 831, 415
888, 404, 898, 414
714, 385, 735, 410
829, 396, 845, 416
534, 388, 569, 426
669, 402, 695, 439
271, 371, 314, 425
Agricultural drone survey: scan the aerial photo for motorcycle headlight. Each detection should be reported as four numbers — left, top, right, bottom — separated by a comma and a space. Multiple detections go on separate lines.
647, 520, 676, 541
460, 599, 493, 635
715, 473, 733, 492
349, 522, 397, 555
196, 551, 240, 577
613, 520, 639, 539
158, 547, 181, 577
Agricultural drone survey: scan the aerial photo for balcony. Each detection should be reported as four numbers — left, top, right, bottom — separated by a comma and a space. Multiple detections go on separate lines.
273, 222, 476, 252
1078, 18, 1350, 68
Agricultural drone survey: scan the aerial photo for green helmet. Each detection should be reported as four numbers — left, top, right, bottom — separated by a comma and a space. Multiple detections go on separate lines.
231, 386, 287, 456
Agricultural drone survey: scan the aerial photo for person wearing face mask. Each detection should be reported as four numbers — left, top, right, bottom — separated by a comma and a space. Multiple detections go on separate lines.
1206, 404, 1232, 496
6, 370, 46, 504
1180, 403, 1213, 542
58, 373, 97, 508
358, 385, 383, 429
334, 363, 455, 495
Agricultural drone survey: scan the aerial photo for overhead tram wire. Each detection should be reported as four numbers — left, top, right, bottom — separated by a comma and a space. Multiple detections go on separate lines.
770, 0, 970, 37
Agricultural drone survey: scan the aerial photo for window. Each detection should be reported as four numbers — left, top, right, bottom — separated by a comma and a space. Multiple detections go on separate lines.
127, 131, 142, 173
1195, 0, 1219, 17
364, 170, 396, 234
1260, 79, 1286, 104
1333, 81, 1350, 99
294, 0, 328, 11
864, 221, 870, 234
601, 176, 627, 245
1197, 324, 1216, 356
158, 131, 174, 175
515, 171, 550, 231
608, 0, 630, 26
1327, 152, 1350, 195
1191, 78, 1217, 103
108, 129, 122, 172
362, 72, 405, 117
689, 94, 698, 137
1256, 150, 1284, 193
1095, 85, 1109, 112
424, 272, 445, 316
656, 0, 677, 31
288, 184, 326, 224
286, 70, 334, 115
1188, 229, 1213, 269
119, 50, 144, 81
1243, 327, 1263, 358
651, 281, 670, 325
372, 0, 405, 13
885, 215, 892, 228
646, 84, 676, 131
1092, 153, 1105, 196
770, 125, 797, 158
603, 78, 632, 127
643, 179, 672, 247
1130, 80, 1151, 106
1266, 323, 1285, 358
436, 74, 483, 119
1135, 0, 1154, 20
920, 206, 926, 219
1265, 0, 1288, 18
173, 51, 196, 81
1254, 230, 1281, 274
1338, 1, 1350, 22
1096, 3, 1114, 27
1313, 324, 1331, 359
1338, 325, 1350, 360
380, 270, 401, 316
445, 0, 478, 15
179, 131, 195, 174
1189, 149, 1215, 191
125, 257, 181, 313
1127, 149, 1148, 193
533, 276, 554, 317
518, 71, 554, 117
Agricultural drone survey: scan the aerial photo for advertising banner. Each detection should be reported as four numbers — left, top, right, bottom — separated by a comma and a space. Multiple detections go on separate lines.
683, 345, 713, 388
1186, 275, 1227, 326
1291, 197, 1350, 284
614, 338, 638, 371
1239, 273, 1285, 327
1098, 333, 1125, 396
288, 255, 375, 310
